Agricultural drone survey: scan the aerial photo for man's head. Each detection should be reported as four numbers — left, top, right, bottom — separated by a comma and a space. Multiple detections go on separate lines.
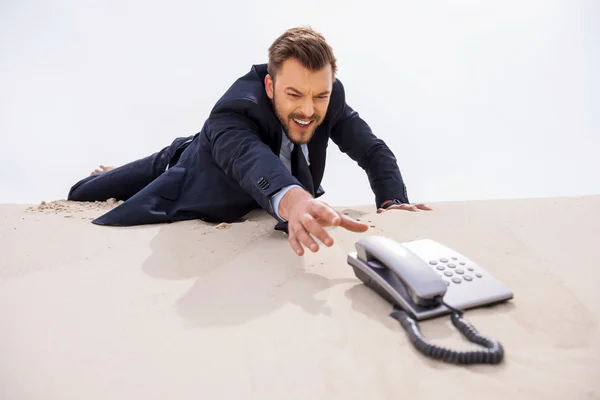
265, 27, 337, 145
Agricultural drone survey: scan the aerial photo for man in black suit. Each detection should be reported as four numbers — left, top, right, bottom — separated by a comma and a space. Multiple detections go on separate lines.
68, 26, 431, 256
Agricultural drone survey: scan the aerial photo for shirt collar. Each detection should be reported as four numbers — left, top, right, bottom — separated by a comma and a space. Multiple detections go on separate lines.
281, 130, 294, 151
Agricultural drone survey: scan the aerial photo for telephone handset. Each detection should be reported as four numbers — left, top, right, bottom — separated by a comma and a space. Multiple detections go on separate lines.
347, 236, 513, 365
354, 236, 448, 309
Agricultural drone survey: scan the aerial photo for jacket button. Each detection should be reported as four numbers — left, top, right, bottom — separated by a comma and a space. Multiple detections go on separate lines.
257, 177, 269, 190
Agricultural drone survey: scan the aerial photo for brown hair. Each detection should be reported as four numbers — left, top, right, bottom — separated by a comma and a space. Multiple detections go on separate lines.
267, 26, 337, 80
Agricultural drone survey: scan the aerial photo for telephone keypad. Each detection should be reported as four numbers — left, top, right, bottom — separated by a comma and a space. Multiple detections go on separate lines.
430, 254, 483, 285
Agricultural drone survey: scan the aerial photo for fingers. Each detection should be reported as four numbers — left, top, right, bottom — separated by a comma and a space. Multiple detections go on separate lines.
301, 214, 334, 247
286, 201, 370, 256
295, 224, 320, 252
288, 223, 323, 256
293, 213, 335, 254
90, 165, 110, 176
337, 211, 369, 232
400, 204, 419, 211
288, 232, 305, 256
310, 204, 367, 234
287, 208, 341, 255
311, 203, 367, 233
379, 203, 433, 213
312, 201, 341, 226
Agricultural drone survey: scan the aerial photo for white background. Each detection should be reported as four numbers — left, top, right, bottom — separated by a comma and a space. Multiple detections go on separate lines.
1, 0, 598, 207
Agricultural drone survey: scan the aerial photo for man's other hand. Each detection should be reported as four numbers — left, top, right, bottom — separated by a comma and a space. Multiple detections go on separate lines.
279, 187, 368, 256
377, 202, 433, 213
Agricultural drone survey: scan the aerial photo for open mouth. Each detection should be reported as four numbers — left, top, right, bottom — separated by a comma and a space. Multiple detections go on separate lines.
292, 118, 314, 130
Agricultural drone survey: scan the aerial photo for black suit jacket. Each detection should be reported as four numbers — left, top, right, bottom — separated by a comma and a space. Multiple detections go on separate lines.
92, 64, 409, 226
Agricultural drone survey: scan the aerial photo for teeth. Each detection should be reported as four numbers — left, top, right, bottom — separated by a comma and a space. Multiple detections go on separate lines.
293, 118, 311, 126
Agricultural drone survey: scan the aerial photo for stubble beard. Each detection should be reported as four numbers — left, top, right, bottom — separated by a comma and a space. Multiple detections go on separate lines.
271, 92, 321, 146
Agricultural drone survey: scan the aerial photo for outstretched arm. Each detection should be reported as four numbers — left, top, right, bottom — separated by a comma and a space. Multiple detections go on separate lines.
329, 85, 409, 208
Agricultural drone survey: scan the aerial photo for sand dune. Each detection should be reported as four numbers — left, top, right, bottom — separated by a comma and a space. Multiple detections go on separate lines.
1, 195, 599, 399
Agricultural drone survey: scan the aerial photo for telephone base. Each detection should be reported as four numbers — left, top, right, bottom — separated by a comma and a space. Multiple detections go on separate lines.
352, 266, 403, 310
347, 238, 513, 321
348, 262, 451, 320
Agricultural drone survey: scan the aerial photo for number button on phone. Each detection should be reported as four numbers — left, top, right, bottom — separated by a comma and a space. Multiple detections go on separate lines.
464, 275, 473, 281
447, 263, 456, 268
452, 277, 462, 284
436, 265, 445, 271
444, 271, 453, 277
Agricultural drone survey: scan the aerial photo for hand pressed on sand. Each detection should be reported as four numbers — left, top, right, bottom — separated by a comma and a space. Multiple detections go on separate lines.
377, 203, 432, 213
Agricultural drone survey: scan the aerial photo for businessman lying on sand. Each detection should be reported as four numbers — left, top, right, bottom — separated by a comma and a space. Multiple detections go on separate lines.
68, 26, 431, 256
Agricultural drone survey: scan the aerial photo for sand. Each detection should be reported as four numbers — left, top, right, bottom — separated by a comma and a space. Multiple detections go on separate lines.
1, 195, 599, 399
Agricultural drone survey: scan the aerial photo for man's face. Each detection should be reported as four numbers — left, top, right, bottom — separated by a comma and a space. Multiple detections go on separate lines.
265, 58, 333, 145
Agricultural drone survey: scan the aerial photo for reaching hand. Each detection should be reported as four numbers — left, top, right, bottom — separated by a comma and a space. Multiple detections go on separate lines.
377, 203, 433, 213
279, 188, 368, 255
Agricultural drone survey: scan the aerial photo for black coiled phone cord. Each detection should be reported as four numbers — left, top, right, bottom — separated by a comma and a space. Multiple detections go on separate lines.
389, 297, 504, 365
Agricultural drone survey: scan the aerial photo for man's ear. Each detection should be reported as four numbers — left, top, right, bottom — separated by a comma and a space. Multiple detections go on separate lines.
265, 74, 274, 99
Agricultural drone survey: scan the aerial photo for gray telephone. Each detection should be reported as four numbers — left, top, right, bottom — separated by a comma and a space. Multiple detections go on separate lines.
347, 236, 513, 365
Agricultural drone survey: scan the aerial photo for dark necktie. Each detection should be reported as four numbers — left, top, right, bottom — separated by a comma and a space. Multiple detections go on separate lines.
291, 144, 314, 196
274, 144, 314, 233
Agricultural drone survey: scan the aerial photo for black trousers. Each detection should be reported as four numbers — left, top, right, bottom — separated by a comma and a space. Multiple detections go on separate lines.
68, 135, 195, 202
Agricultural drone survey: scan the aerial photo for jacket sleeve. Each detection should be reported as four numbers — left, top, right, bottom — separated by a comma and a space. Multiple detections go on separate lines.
204, 99, 302, 220
329, 83, 409, 207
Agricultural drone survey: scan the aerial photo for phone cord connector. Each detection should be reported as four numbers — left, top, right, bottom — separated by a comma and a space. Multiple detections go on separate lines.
389, 298, 504, 365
